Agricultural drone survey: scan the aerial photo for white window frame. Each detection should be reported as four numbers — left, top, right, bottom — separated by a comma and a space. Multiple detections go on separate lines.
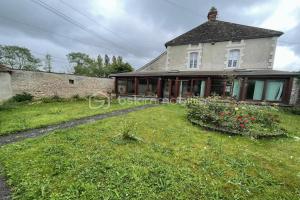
188, 52, 199, 69
224, 40, 245, 70
227, 49, 240, 68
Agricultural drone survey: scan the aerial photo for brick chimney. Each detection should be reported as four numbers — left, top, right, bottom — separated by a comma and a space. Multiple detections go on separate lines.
207, 7, 217, 21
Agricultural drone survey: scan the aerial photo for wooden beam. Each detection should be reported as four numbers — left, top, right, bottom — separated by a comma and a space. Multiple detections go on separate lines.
283, 77, 293, 104
240, 77, 248, 101
114, 77, 118, 97
205, 77, 211, 97
134, 77, 138, 96
146, 78, 150, 96
222, 79, 227, 97
261, 80, 268, 100
175, 77, 179, 99
168, 79, 172, 100
157, 78, 162, 99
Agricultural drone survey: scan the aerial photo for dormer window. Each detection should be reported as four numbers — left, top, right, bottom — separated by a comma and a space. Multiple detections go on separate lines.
227, 49, 240, 68
189, 52, 198, 69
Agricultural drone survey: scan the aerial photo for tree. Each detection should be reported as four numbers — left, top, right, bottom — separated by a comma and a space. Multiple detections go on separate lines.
110, 55, 133, 74
111, 55, 117, 65
104, 54, 110, 67
67, 52, 96, 76
67, 52, 133, 77
43, 54, 52, 72
0, 45, 40, 70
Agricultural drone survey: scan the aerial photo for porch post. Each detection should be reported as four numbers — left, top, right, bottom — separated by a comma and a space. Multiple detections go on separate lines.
240, 77, 248, 101
114, 77, 118, 97
175, 77, 179, 99
157, 78, 162, 99
283, 77, 294, 104
134, 77, 138, 96
146, 78, 150, 96
168, 79, 172, 100
262, 80, 268, 100
222, 79, 227, 97
205, 77, 211, 97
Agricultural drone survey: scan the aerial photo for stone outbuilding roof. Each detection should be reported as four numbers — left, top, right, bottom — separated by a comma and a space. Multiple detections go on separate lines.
165, 20, 283, 47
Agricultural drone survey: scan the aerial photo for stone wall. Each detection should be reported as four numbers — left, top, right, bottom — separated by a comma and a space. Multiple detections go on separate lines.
0, 72, 12, 101
0, 69, 114, 101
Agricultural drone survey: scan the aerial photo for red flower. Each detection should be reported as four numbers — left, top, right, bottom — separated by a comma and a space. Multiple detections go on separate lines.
244, 119, 249, 123
250, 117, 256, 121
239, 124, 245, 128
237, 116, 243, 120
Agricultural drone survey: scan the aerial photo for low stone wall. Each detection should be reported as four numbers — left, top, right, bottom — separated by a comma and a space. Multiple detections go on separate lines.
0, 69, 114, 101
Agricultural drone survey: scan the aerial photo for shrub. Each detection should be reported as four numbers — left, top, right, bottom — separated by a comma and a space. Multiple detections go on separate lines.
186, 97, 286, 138
41, 95, 64, 103
282, 106, 300, 115
12, 92, 33, 102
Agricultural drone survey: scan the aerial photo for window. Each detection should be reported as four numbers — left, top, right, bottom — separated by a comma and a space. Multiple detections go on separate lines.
265, 80, 284, 101
138, 79, 147, 96
210, 79, 224, 96
227, 49, 240, 68
192, 80, 206, 97
189, 52, 198, 68
246, 80, 264, 100
127, 79, 135, 95
118, 79, 127, 95
69, 79, 74, 84
148, 78, 158, 97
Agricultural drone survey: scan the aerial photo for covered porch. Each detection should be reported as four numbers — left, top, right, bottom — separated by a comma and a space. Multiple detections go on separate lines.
111, 70, 298, 105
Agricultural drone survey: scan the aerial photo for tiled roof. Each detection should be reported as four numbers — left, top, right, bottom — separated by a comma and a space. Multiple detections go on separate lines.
165, 20, 283, 47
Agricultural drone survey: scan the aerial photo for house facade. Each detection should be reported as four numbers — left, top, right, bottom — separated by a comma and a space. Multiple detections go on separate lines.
111, 8, 300, 105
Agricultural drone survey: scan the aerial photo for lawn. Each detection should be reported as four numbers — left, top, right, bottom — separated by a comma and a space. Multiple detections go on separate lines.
0, 105, 299, 199
0, 99, 147, 136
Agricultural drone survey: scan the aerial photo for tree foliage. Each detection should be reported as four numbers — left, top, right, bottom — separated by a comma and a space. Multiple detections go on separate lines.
67, 52, 133, 77
0, 45, 40, 70
44, 54, 52, 72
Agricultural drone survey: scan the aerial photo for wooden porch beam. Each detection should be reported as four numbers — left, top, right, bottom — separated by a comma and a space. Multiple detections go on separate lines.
205, 77, 211, 97
157, 78, 162, 99
114, 77, 118, 97
168, 79, 172, 100
175, 77, 179, 99
134, 77, 138, 96
283, 77, 293, 104
240, 77, 248, 101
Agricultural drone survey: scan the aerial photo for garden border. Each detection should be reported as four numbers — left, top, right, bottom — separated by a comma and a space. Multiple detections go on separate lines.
189, 119, 287, 139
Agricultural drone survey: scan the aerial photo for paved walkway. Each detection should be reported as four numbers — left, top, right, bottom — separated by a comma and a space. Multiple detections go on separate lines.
0, 104, 158, 199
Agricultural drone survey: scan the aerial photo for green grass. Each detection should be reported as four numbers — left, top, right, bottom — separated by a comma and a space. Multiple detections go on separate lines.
0, 99, 146, 136
0, 105, 299, 199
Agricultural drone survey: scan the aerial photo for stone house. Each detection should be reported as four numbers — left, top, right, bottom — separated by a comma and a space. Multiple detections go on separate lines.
111, 7, 299, 105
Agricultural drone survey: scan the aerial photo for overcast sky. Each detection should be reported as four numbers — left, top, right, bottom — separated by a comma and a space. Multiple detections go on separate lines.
0, 0, 299, 72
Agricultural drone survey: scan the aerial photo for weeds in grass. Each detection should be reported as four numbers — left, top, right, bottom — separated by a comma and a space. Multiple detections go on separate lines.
112, 120, 143, 143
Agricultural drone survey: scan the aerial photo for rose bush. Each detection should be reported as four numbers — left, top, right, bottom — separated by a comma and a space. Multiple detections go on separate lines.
186, 97, 286, 138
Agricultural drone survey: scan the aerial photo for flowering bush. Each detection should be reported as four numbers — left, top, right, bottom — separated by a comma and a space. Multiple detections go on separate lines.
186, 97, 286, 138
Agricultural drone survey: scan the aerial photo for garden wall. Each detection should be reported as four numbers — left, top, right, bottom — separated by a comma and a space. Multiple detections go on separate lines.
0, 69, 114, 101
